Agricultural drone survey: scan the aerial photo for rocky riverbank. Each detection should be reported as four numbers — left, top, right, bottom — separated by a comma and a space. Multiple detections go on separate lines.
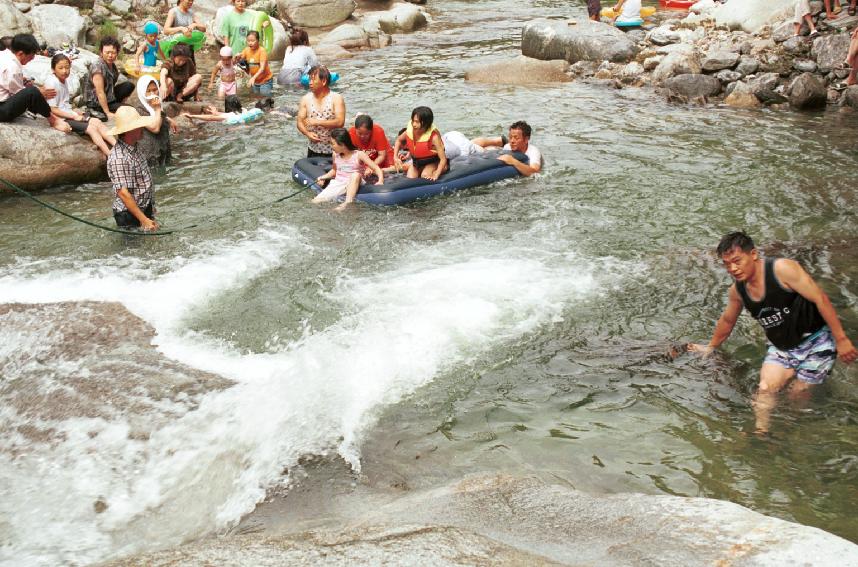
516, 0, 858, 111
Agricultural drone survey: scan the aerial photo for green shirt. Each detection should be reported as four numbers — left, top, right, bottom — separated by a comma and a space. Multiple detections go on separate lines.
219, 9, 258, 55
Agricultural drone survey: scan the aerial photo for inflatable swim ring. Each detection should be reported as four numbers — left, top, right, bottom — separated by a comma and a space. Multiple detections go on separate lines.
615, 17, 644, 27
225, 107, 264, 125
292, 150, 530, 206
251, 11, 275, 53
160, 30, 206, 57
601, 6, 656, 18
659, 0, 695, 9
124, 60, 162, 80
299, 71, 340, 87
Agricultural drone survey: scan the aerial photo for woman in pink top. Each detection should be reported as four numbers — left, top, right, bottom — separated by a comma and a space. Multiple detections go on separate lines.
313, 128, 383, 210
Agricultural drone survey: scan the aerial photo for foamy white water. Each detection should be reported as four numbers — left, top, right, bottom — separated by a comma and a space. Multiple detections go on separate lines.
0, 225, 610, 566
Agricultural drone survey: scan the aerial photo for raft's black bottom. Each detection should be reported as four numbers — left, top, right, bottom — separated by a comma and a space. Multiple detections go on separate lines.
291, 150, 529, 206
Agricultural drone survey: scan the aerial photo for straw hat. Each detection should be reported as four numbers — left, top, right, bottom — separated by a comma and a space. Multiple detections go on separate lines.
108, 106, 152, 136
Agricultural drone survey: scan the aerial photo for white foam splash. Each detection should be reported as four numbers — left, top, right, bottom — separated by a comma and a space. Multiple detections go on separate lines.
0, 227, 609, 566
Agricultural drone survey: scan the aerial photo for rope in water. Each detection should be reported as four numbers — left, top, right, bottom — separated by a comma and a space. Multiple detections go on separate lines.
0, 175, 311, 236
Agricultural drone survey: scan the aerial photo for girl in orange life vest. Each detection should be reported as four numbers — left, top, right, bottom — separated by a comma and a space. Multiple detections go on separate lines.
393, 106, 448, 181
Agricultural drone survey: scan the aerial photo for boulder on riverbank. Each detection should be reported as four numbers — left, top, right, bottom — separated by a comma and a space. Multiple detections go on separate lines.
521, 19, 639, 64
789, 72, 827, 109
276, 0, 355, 29
465, 56, 571, 85
29, 4, 88, 46
0, 120, 105, 192
0, 0, 31, 35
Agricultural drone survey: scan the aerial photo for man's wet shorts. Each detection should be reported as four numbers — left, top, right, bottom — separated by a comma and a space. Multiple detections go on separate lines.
764, 326, 836, 385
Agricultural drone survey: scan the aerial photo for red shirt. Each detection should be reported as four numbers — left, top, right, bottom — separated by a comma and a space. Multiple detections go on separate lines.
349, 123, 393, 168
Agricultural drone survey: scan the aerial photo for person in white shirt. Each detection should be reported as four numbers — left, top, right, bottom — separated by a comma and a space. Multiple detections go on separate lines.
0, 34, 57, 125
442, 122, 542, 177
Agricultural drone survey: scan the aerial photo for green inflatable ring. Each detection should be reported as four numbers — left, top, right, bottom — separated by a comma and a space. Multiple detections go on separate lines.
160, 30, 206, 57
251, 11, 274, 54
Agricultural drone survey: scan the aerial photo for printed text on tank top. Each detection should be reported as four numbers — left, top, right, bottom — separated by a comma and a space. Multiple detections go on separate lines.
736, 257, 825, 350
308, 92, 334, 153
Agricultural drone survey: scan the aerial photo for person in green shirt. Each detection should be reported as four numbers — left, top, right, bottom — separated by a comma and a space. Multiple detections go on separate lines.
218, 0, 268, 56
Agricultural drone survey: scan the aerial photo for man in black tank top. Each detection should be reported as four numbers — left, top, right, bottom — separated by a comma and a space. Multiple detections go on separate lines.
688, 232, 857, 434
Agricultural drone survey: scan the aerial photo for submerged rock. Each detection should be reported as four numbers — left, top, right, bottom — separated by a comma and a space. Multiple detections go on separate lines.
789, 72, 827, 109
375, 2, 427, 34
521, 19, 639, 64
465, 56, 571, 84
0, 119, 105, 192
320, 23, 370, 49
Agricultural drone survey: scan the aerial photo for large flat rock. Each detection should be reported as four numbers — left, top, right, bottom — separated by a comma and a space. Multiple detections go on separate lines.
465, 55, 571, 84
0, 119, 106, 191
521, 19, 638, 64
101, 474, 858, 566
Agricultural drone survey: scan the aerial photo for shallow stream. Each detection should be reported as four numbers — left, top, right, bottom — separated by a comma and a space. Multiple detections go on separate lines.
2, 1, 858, 564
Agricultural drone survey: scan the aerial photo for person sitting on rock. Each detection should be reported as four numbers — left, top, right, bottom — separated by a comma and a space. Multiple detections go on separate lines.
84, 36, 135, 122
611, 0, 643, 25
163, 0, 207, 61
159, 43, 202, 102
794, 0, 820, 38
0, 34, 58, 125
45, 53, 116, 157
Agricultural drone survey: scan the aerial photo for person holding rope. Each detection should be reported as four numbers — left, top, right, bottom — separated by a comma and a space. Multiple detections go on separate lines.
688, 231, 857, 434
107, 106, 161, 231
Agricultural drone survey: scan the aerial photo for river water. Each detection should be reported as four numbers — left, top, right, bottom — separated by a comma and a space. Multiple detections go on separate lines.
2, 0, 858, 564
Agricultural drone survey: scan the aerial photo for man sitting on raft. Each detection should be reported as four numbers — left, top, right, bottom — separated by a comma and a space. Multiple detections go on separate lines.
393, 106, 448, 181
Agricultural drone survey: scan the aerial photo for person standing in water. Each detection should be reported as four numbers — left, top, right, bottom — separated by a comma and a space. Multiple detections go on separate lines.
688, 232, 857, 434
296, 65, 345, 158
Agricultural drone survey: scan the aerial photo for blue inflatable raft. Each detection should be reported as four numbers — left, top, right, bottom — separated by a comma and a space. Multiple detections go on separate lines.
291, 150, 529, 206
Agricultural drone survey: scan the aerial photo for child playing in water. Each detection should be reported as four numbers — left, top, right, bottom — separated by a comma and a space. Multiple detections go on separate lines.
393, 106, 447, 181
135, 22, 166, 69
238, 30, 273, 96
44, 53, 116, 156
313, 128, 384, 210
181, 95, 265, 124
208, 45, 238, 98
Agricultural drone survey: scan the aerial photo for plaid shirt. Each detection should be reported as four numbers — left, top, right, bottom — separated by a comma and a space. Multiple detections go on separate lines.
108, 139, 153, 213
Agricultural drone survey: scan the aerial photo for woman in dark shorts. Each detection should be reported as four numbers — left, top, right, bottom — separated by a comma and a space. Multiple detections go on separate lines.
44, 53, 115, 156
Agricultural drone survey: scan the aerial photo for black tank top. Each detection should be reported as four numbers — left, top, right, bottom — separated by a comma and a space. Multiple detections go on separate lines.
735, 258, 825, 350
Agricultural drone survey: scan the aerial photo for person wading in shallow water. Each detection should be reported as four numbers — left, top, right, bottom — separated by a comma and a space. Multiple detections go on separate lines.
688, 232, 857, 434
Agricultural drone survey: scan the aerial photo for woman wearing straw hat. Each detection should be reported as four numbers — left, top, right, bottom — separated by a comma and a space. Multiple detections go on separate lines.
107, 106, 160, 231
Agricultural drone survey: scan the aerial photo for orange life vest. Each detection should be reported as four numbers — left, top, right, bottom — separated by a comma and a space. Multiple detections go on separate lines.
405, 123, 440, 160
